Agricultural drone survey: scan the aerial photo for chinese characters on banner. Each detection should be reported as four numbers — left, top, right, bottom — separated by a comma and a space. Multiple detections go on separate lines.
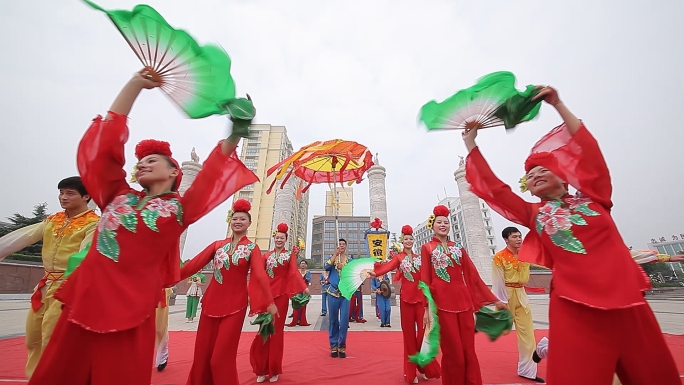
364, 229, 390, 261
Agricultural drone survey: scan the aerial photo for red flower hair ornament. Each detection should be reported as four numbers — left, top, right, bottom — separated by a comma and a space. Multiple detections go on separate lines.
277, 223, 289, 233
233, 199, 251, 213
131, 139, 182, 189
401, 225, 413, 236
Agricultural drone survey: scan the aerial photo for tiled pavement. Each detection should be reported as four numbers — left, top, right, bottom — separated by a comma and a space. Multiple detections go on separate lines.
1, 295, 682, 340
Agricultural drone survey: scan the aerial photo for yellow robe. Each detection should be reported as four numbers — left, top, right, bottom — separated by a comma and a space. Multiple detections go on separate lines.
0, 209, 99, 378
492, 247, 538, 379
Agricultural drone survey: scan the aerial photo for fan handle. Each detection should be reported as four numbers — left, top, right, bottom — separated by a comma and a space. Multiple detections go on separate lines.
140, 67, 163, 83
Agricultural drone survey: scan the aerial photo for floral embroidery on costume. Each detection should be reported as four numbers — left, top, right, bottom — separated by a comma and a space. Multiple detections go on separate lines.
96, 193, 183, 261
535, 193, 599, 254
48, 211, 99, 238
212, 242, 256, 283
266, 251, 290, 278
399, 254, 421, 282
431, 244, 462, 283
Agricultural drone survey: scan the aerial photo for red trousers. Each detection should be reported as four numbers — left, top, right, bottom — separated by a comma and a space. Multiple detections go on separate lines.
187, 308, 247, 385
28, 306, 156, 385
287, 304, 310, 326
401, 301, 441, 383
250, 295, 289, 376
547, 296, 680, 385
438, 310, 482, 385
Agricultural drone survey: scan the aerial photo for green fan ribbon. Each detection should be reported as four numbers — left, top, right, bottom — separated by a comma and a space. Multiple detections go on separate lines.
250, 313, 274, 343
408, 281, 440, 367
493, 86, 542, 129
223, 98, 256, 139
475, 306, 514, 341
291, 293, 311, 310
64, 243, 91, 279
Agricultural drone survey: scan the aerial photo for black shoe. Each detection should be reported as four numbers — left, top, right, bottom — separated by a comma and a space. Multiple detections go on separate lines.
380, 324, 386, 327
331, 349, 338, 358
338, 351, 346, 358
156, 360, 168, 372
321, 312, 327, 316
532, 351, 541, 363
519, 375, 545, 383
386, 324, 391, 328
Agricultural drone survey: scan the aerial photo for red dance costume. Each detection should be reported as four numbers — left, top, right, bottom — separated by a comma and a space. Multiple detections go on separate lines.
29, 112, 257, 385
421, 235, 498, 385
466, 122, 680, 384
374, 248, 442, 383
250, 245, 307, 378
180, 233, 274, 385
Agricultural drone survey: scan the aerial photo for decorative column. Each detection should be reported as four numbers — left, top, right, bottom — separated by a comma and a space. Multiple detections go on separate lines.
271, 174, 297, 250
454, 156, 492, 285
367, 153, 389, 230
178, 148, 203, 257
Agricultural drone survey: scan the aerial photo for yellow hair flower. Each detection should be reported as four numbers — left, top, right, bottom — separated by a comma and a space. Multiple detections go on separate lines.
426, 214, 436, 230
226, 210, 234, 223
519, 175, 529, 193
272, 230, 277, 238
130, 164, 138, 183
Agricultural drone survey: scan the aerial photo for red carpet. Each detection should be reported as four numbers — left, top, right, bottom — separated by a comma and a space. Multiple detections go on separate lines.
1, 331, 683, 384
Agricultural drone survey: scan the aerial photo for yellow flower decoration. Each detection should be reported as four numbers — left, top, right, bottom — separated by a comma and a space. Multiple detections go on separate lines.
426, 214, 436, 230
130, 164, 139, 183
226, 210, 234, 223
272, 230, 278, 238
297, 237, 306, 250
519, 175, 529, 193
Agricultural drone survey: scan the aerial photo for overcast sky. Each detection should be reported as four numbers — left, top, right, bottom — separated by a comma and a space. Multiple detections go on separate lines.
1, 1, 682, 260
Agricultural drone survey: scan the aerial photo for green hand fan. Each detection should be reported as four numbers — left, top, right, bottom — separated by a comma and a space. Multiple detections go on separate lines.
83, 0, 236, 119
250, 313, 275, 343
339, 257, 380, 300
64, 243, 91, 279
409, 281, 440, 366
419, 71, 541, 132
291, 293, 311, 310
475, 306, 514, 341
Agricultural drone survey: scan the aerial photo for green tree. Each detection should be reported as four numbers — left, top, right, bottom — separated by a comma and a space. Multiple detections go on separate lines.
0, 203, 49, 257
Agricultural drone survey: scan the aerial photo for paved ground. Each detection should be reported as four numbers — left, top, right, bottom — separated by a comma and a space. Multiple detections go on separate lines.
1, 295, 683, 340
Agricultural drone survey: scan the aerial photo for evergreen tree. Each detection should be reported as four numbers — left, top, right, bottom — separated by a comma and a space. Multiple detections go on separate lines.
0, 203, 49, 257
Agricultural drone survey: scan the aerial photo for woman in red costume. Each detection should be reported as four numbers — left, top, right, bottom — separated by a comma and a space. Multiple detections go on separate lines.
421, 206, 504, 385
180, 198, 277, 385
28, 70, 258, 385
462, 85, 680, 385
371, 225, 441, 384
287, 260, 312, 327
250, 223, 309, 383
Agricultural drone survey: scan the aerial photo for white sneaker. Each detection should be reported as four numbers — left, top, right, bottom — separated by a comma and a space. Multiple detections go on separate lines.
256, 376, 267, 383
269, 375, 279, 382
422, 374, 429, 381
412, 377, 418, 384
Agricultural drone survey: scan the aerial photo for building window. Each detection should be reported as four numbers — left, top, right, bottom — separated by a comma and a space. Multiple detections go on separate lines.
325, 222, 335, 230
324, 243, 335, 252
339, 222, 347, 230
348, 232, 358, 241
348, 222, 358, 230
313, 233, 322, 242
245, 149, 259, 155
313, 223, 322, 233
325, 232, 335, 241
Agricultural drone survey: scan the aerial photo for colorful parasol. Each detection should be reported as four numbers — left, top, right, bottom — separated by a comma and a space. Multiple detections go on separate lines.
83, 0, 236, 119
266, 139, 374, 241
266, 139, 374, 195
419, 71, 542, 132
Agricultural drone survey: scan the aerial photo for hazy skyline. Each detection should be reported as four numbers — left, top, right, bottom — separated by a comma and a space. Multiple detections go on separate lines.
1, 1, 682, 260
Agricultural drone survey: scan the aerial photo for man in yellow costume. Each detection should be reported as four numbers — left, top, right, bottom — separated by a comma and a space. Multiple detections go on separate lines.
154, 287, 174, 372
492, 227, 544, 383
0, 176, 99, 378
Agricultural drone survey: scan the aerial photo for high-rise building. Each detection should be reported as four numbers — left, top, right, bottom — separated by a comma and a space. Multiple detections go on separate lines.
325, 188, 354, 217
414, 196, 497, 259
228, 124, 310, 251
310, 215, 371, 266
